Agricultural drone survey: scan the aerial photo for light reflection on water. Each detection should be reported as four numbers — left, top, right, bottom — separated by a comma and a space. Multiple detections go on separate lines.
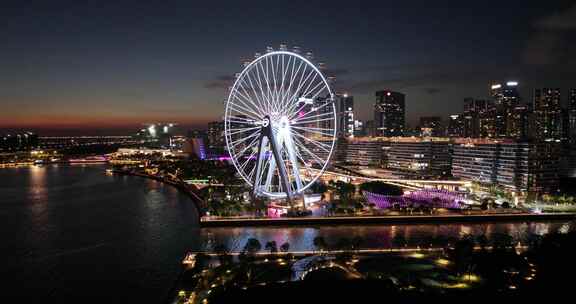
200, 221, 574, 252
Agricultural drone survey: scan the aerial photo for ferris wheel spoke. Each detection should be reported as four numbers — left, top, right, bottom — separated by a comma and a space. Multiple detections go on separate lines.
230, 90, 262, 117
245, 67, 269, 112
227, 126, 261, 136
284, 65, 316, 113
293, 145, 315, 178
227, 115, 258, 125
290, 116, 336, 126
270, 54, 279, 110
292, 136, 327, 166
228, 105, 261, 122
279, 59, 305, 114
233, 135, 261, 159
290, 105, 333, 122
258, 58, 277, 113
239, 148, 258, 171
267, 55, 281, 113
283, 63, 309, 111
275, 54, 288, 113
250, 63, 271, 114
255, 58, 272, 113
229, 131, 260, 148
291, 126, 334, 137
275, 54, 283, 103
232, 84, 263, 116
238, 74, 267, 114
283, 77, 323, 117
246, 162, 257, 184
299, 72, 318, 100
254, 65, 272, 113
279, 55, 293, 106
301, 80, 326, 102
290, 131, 332, 152
288, 103, 308, 120
228, 96, 262, 117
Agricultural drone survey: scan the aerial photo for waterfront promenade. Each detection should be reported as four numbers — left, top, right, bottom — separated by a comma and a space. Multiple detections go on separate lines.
200, 212, 576, 227
109, 169, 576, 228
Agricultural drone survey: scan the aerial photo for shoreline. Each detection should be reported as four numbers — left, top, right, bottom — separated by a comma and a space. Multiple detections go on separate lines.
200, 212, 576, 227
110, 169, 207, 214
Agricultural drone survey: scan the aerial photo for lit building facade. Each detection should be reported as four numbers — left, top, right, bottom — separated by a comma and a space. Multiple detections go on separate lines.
341, 138, 387, 166
447, 114, 465, 137
374, 90, 405, 137
419, 116, 443, 137
452, 140, 560, 194
336, 94, 355, 138
569, 89, 576, 143
386, 138, 451, 176
463, 98, 495, 138
0, 132, 38, 152
490, 81, 520, 138
533, 88, 562, 140
509, 105, 531, 140
208, 121, 226, 157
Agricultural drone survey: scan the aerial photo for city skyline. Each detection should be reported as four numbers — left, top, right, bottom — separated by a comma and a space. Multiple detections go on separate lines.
2, 0, 576, 135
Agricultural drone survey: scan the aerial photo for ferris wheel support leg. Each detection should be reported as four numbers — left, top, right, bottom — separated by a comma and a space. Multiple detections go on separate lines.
266, 127, 293, 205
251, 123, 293, 206
252, 136, 268, 197
283, 133, 305, 209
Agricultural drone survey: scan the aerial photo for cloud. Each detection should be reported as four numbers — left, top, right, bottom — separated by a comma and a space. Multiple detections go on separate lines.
535, 6, 576, 30
523, 32, 565, 65
204, 75, 234, 89
423, 88, 441, 95
523, 4, 576, 65
323, 68, 350, 77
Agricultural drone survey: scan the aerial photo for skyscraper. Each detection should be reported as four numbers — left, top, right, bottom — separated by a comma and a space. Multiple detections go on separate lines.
208, 121, 226, 156
509, 105, 531, 140
374, 90, 405, 137
463, 98, 494, 138
447, 114, 465, 137
569, 88, 576, 143
490, 81, 520, 137
419, 116, 443, 137
337, 94, 354, 138
533, 88, 562, 140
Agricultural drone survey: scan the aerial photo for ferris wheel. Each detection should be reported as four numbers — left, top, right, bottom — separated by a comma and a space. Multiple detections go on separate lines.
224, 48, 337, 201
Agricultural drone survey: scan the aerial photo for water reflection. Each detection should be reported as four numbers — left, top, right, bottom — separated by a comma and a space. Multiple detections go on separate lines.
200, 221, 575, 252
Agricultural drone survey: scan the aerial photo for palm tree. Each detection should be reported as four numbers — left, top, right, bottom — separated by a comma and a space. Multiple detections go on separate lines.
351, 236, 364, 252
392, 234, 407, 248
264, 241, 278, 254
313, 236, 328, 252
243, 238, 262, 255
280, 242, 290, 252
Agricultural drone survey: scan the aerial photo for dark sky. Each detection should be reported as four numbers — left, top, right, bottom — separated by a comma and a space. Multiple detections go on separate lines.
1, 0, 575, 135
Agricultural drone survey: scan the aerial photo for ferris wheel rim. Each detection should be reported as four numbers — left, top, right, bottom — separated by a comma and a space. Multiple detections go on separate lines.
224, 50, 337, 198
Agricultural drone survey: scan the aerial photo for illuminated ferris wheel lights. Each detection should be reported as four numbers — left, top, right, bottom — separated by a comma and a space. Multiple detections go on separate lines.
224, 48, 337, 200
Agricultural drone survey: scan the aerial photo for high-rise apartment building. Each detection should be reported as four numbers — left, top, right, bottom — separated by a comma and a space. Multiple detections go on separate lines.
452, 140, 560, 194
533, 88, 562, 140
419, 116, 443, 137
337, 94, 354, 138
490, 81, 520, 137
447, 114, 465, 137
374, 90, 405, 137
